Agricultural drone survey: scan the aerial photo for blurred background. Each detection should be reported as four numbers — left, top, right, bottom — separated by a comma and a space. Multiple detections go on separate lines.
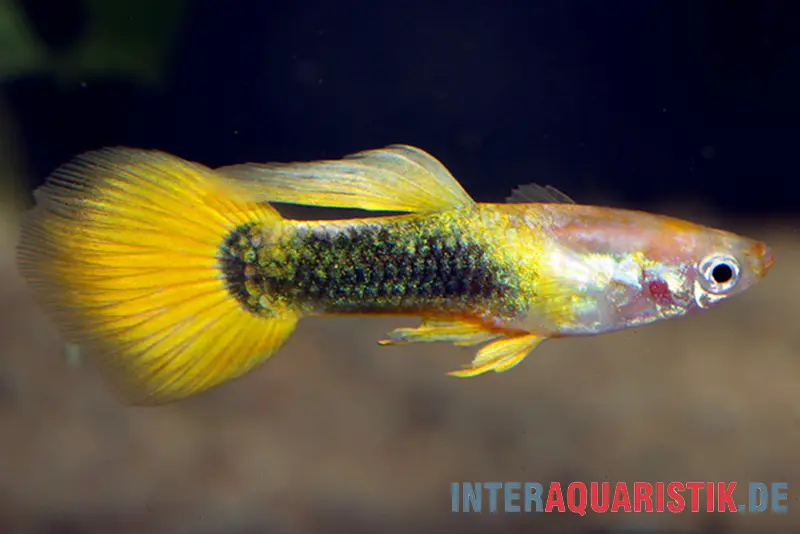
0, 0, 798, 532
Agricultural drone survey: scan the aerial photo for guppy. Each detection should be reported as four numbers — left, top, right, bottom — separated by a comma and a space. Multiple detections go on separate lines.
16, 145, 774, 405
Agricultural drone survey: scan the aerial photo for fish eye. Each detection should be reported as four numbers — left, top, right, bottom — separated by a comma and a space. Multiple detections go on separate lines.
711, 263, 733, 284
699, 254, 741, 294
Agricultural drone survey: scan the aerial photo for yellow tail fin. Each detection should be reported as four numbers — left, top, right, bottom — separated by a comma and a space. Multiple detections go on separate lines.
16, 148, 299, 405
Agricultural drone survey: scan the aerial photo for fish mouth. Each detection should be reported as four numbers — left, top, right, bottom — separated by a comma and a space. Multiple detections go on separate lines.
751, 241, 775, 277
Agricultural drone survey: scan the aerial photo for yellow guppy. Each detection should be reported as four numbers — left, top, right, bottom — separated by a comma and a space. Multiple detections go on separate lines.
16, 145, 774, 404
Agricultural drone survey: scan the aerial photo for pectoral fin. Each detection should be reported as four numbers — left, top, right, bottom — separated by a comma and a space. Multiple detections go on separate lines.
217, 145, 477, 213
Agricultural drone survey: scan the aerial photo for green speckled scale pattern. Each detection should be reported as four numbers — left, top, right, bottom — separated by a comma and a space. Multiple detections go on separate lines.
217, 211, 525, 321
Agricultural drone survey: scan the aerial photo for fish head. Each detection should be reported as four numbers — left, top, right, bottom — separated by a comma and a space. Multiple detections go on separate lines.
629, 214, 774, 324
659, 223, 774, 311
528, 205, 774, 335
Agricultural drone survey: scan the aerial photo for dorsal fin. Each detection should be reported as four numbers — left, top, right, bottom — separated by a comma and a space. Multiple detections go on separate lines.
217, 144, 477, 213
506, 183, 575, 204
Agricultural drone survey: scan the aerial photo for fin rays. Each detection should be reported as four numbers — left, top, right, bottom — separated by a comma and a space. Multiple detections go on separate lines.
506, 183, 575, 204
17, 147, 299, 405
217, 144, 477, 214
380, 318, 547, 377
447, 333, 544, 377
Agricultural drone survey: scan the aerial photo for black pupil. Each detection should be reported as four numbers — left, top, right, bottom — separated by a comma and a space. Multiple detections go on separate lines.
711, 263, 733, 284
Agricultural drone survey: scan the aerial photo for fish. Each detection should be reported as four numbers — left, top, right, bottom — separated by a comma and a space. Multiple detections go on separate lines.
15, 145, 775, 405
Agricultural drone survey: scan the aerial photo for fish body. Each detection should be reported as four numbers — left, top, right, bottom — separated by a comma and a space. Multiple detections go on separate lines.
16, 145, 774, 404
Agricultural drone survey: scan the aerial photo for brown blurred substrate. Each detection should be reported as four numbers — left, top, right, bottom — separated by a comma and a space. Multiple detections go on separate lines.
0, 208, 797, 534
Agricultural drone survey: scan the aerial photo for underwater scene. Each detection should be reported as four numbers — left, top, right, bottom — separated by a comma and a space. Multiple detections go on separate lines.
0, 1, 797, 533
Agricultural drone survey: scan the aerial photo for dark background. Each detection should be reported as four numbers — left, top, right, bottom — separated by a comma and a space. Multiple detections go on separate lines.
7, 0, 800, 215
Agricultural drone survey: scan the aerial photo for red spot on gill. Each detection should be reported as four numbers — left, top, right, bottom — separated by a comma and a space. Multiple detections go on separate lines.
648, 279, 674, 306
